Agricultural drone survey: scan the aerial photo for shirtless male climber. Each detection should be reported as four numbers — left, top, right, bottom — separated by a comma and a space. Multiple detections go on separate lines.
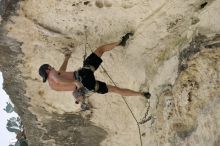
39, 33, 151, 110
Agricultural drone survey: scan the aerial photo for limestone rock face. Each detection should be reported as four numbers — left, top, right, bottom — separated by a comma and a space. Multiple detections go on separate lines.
0, 0, 220, 146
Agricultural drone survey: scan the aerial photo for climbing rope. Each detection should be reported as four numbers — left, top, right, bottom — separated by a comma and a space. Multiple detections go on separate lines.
83, 26, 143, 146
83, 26, 88, 62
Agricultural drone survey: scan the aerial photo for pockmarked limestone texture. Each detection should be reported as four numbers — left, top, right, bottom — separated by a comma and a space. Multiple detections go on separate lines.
0, 0, 220, 146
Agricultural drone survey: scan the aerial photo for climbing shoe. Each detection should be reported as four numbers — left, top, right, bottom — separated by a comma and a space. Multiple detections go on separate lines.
119, 32, 133, 46
142, 92, 151, 99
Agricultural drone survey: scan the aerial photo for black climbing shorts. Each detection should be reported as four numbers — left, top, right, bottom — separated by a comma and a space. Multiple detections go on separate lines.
76, 53, 108, 94
83, 53, 103, 71
78, 69, 108, 94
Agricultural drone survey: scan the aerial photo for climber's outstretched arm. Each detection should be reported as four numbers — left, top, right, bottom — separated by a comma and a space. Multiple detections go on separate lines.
59, 53, 71, 72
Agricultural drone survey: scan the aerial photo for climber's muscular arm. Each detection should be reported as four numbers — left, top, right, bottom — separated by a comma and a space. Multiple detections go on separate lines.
59, 53, 71, 72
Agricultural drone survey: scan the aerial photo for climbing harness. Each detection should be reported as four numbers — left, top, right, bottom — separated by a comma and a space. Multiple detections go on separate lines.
72, 85, 91, 110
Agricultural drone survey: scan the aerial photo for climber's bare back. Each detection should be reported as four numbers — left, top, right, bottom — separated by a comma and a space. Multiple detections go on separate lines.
47, 67, 77, 91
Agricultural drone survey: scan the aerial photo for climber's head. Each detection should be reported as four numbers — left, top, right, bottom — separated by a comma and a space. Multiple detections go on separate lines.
39, 64, 51, 83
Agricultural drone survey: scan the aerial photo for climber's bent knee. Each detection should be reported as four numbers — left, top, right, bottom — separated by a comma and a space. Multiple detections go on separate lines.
95, 81, 108, 94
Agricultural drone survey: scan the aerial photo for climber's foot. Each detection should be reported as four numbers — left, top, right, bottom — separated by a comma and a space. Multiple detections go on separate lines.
142, 92, 151, 99
119, 32, 133, 46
